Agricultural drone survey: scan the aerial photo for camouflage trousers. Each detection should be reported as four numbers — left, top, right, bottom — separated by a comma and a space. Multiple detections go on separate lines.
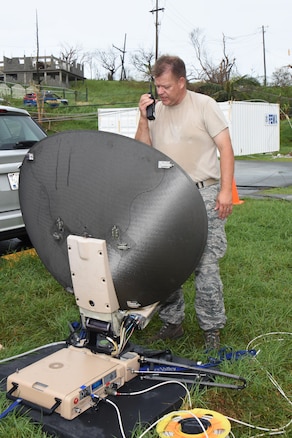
158, 183, 227, 331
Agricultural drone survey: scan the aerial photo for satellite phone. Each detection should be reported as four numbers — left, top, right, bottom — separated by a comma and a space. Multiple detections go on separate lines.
146, 82, 155, 120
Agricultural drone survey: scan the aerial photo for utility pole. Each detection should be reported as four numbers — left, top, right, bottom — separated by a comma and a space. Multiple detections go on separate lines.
35, 9, 43, 124
262, 25, 267, 86
36, 9, 40, 85
150, 0, 165, 60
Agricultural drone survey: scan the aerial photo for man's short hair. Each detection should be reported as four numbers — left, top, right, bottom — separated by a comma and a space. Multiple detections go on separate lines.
152, 55, 186, 80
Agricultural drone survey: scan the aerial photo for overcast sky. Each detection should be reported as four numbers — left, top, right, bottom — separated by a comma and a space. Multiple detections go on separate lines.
1, 0, 291, 81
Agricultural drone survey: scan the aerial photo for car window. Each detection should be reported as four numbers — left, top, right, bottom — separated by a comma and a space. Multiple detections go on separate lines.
0, 115, 46, 150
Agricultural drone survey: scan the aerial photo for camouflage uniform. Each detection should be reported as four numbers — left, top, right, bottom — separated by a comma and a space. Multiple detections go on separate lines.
158, 183, 227, 331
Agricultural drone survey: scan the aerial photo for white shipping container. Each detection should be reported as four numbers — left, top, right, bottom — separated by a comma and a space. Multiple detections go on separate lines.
98, 101, 280, 156
98, 107, 140, 139
218, 101, 280, 156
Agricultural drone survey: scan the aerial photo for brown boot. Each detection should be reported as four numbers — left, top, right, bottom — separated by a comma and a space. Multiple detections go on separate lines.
149, 323, 184, 341
204, 329, 220, 350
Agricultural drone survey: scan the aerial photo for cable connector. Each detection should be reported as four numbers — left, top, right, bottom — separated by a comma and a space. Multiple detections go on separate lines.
104, 383, 119, 396
90, 393, 101, 406
123, 314, 145, 330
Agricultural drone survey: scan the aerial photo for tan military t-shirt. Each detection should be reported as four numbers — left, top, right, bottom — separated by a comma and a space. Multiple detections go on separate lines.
149, 90, 228, 183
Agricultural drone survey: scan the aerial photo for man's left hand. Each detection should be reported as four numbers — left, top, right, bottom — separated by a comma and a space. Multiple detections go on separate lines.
215, 191, 233, 219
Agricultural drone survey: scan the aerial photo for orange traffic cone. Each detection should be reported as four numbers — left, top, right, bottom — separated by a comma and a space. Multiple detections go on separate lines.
232, 178, 244, 205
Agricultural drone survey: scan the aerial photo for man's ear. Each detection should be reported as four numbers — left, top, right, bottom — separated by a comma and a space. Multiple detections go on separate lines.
178, 77, 186, 90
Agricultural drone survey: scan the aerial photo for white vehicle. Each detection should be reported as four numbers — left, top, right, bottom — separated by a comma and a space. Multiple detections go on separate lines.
0, 105, 47, 240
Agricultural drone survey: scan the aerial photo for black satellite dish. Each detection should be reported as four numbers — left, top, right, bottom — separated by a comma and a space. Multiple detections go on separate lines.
19, 131, 207, 309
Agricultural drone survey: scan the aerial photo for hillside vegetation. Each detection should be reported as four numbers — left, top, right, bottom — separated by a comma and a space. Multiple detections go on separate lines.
8, 79, 292, 156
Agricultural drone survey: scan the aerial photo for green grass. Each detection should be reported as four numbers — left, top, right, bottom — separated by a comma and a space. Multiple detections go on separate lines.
279, 119, 292, 155
0, 198, 291, 437
261, 186, 292, 196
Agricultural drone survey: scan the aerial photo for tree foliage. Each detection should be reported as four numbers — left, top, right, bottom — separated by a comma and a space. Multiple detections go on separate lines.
271, 66, 292, 87
191, 75, 261, 101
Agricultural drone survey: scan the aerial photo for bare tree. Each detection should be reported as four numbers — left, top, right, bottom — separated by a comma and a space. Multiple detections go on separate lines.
59, 43, 85, 65
130, 48, 155, 80
82, 54, 101, 80
95, 48, 119, 80
190, 28, 236, 84
79, 51, 96, 79
271, 66, 292, 87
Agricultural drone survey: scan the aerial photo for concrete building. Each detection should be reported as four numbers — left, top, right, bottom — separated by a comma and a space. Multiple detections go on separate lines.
0, 55, 85, 87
